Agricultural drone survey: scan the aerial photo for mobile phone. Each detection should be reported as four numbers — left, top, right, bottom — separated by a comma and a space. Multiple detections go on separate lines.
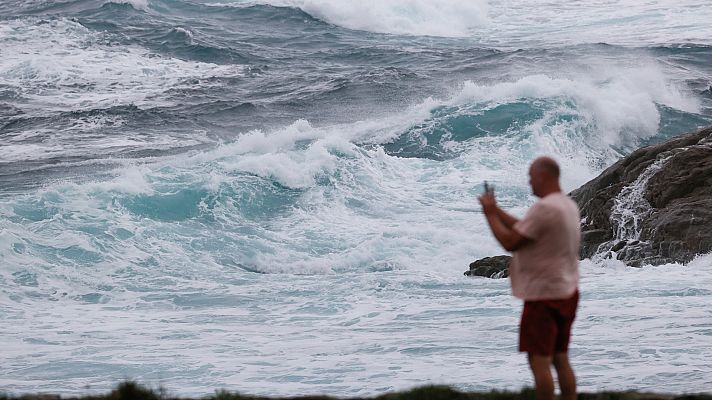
483, 181, 493, 194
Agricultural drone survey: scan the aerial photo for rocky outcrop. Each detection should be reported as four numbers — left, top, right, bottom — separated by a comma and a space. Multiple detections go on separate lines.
467, 125, 712, 275
464, 255, 511, 278
571, 125, 712, 266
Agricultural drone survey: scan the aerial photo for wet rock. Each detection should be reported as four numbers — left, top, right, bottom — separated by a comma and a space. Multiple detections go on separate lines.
571, 125, 712, 266
464, 255, 511, 278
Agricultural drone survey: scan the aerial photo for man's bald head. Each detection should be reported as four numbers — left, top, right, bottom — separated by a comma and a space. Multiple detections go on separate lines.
531, 156, 560, 179
528, 156, 562, 197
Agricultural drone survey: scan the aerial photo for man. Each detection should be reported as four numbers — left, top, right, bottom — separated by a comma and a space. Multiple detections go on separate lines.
478, 156, 580, 400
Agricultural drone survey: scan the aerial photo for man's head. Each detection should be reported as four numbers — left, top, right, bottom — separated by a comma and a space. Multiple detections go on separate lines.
528, 156, 561, 198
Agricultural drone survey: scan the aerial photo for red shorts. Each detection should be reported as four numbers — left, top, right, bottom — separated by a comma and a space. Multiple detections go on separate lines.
519, 290, 579, 356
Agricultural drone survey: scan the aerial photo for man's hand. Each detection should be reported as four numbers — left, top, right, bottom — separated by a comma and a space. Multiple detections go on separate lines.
478, 190, 497, 216
478, 190, 529, 252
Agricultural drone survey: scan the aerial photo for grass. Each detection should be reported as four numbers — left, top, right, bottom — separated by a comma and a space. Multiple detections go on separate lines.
3, 382, 712, 400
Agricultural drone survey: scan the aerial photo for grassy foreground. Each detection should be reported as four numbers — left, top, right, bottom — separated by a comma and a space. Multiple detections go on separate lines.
2, 382, 712, 400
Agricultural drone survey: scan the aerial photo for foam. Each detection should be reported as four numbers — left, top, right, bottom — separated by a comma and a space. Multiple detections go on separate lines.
105, 0, 149, 11
181, 98, 436, 188
610, 155, 673, 240
439, 60, 699, 185
454, 67, 698, 141
0, 112, 130, 163
219, 0, 712, 44
480, 0, 712, 47
0, 141, 65, 163
95, 165, 154, 195
0, 18, 243, 113
222, 0, 489, 37
172, 27, 194, 42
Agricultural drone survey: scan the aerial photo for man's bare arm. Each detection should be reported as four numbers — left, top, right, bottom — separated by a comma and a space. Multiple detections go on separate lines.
483, 209, 529, 251
496, 207, 519, 229
479, 192, 529, 252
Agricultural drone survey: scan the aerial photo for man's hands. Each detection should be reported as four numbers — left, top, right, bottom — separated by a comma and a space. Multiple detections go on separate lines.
478, 187, 529, 252
478, 190, 497, 216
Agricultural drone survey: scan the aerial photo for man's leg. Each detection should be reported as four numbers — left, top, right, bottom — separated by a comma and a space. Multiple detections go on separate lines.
553, 352, 576, 400
527, 353, 554, 400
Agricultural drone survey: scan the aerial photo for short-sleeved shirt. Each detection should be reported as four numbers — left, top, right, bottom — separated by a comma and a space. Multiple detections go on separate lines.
510, 192, 581, 301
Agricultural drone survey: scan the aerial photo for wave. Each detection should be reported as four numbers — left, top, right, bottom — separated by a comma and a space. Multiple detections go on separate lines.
205, 0, 712, 44
383, 58, 701, 190
7, 0, 712, 46
482, 0, 712, 47
0, 18, 244, 113
212, 0, 489, 37
453, 66, 699, 146
2, 59, 700, 277
105, 0, 149, 10
3, 43, 703, 190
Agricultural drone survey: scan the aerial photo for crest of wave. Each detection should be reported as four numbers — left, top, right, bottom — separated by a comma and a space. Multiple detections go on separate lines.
261, 0, 489, 37
105, 0, 149, 10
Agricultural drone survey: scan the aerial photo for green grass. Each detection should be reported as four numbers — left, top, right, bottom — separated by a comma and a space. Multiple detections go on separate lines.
3, 382, 712, 400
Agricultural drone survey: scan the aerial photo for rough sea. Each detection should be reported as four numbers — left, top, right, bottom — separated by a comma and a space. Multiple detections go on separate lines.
2, 0, 712, 396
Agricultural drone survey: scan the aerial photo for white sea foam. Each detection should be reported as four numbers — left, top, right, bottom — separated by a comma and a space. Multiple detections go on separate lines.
439, 60, 699, 190
281, 0, 489, 37
610, 154, 673, 240
216, 0, 712, 43
173, 27, 195, 43
0, 18, 234, 165
0, 18, 242, 113
480, 0, 712, 47
105, 0, 149, 11
213, 0, 489, 37
454, 65, 698, 143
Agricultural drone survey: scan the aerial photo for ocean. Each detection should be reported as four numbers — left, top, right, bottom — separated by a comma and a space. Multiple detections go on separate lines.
1, 0, 712, 396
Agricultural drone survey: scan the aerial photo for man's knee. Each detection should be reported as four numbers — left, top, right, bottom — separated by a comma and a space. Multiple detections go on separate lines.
528, 353, 553, 372
552, 352, 570, 369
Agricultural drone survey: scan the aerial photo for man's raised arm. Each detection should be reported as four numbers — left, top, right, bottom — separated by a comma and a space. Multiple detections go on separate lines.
496, 207, 519, 229
478, 192, 529, 252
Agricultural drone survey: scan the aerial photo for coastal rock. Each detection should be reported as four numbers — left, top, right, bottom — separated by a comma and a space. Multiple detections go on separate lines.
464, 255, 511, 278
571, 125, 712, 266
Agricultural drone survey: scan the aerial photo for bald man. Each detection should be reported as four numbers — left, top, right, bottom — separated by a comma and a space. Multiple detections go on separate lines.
478, 157, 581, 400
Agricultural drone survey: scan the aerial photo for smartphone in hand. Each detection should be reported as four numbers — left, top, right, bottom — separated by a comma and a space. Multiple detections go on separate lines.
483, 181, 494, 194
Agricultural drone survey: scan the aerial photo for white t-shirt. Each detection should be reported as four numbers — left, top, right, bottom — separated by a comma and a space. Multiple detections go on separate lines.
510, 192, 581, 301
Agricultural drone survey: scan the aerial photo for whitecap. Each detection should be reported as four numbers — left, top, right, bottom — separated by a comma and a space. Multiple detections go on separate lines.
0, 18, 243, 113
105, 0, 150, 11
211, 0, 489, 37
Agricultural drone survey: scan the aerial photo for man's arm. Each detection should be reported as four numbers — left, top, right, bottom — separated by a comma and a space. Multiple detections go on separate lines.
479, 192, 530, 252
496, 207, 519, 229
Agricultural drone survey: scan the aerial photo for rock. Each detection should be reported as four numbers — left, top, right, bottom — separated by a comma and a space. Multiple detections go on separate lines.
465, 255, 511, 278
571, 125, 712, 266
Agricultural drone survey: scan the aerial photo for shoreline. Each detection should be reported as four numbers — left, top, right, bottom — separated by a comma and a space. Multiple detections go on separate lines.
3, 382, 712, 400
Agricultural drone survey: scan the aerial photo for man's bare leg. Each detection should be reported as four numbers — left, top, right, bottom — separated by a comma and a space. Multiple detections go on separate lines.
553, 352, 576, 400
528, 353, 554, 400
